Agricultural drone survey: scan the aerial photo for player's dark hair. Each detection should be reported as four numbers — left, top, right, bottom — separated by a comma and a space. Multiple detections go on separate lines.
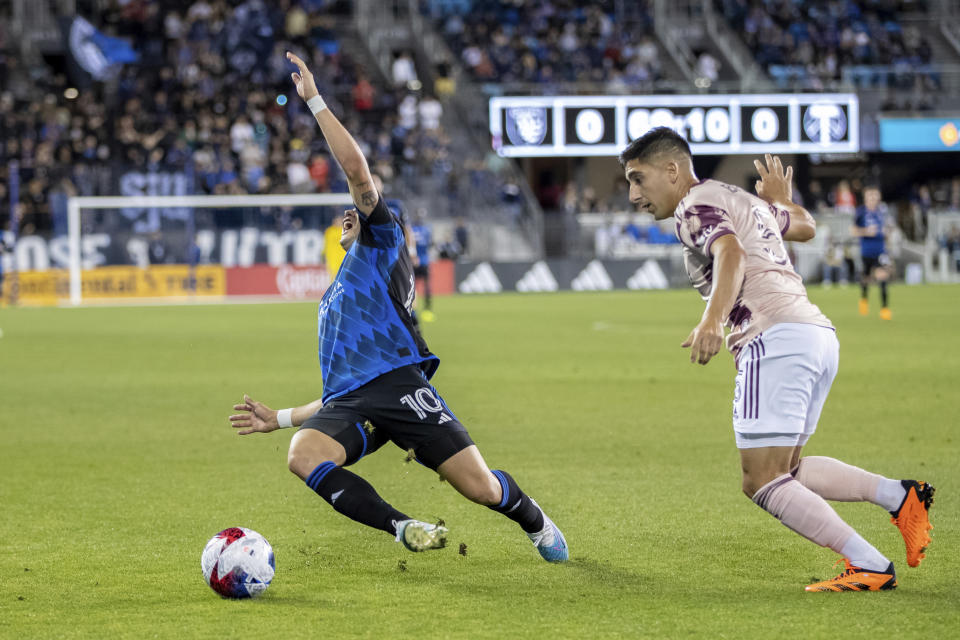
618, 127, 692, 168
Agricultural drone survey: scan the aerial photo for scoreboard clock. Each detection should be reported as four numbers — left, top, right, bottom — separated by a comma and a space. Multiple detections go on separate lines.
490, 94, 859, 156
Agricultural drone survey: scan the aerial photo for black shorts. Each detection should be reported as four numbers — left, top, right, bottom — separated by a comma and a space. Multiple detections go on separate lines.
863, 254, 891, 274
414, 264, 430, 279
300, 365, 473, 470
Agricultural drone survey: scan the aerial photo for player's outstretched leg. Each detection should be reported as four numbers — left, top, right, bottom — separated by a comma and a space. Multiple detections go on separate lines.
752, 473, 896, 591
744, 448, 893, 590
792, 456, 935, 567
438, 446, 568, 563
289, 430, 444, 552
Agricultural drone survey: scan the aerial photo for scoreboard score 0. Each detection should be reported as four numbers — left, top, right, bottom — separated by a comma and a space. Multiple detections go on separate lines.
489, 94, 859, 157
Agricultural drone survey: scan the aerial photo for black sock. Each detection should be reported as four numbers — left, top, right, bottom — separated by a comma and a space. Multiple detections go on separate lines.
488, 470, 545, 534
880, 281, 888, 307
860, 282, 868, 299
305, 462, 409, 535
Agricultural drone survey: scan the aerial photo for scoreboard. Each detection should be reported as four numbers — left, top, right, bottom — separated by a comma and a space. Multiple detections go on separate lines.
489, 94, 859, 157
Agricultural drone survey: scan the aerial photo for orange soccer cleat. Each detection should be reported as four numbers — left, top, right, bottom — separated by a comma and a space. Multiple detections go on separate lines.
879, 307, 892, 320
891, 480, 935, 568
805, 559, 897, 592
858, 299, 869, 316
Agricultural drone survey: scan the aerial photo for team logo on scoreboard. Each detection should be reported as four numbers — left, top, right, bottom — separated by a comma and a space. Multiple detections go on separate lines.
505, 107, 548, 146
802, 103, 848, 144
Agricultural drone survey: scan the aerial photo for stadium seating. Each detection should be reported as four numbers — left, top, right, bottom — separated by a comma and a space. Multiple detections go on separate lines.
428, 0, 663, 91
0, 0, 510, 236
714, 0, 939, 94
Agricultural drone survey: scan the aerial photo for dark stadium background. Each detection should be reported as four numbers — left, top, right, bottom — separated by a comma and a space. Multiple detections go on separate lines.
1, 0, 958, 303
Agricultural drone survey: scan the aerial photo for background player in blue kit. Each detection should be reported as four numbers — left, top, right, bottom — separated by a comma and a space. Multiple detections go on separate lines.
852, 185, 893, 320
229, 52, 567, 562
411, 212, 435, 322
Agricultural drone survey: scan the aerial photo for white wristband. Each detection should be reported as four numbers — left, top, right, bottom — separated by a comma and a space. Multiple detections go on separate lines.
306, 95, 327, 115
276, 408, 294, 428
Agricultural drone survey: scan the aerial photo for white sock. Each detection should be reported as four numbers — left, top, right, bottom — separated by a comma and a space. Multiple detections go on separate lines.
841, 533, 892, 572
794, 456, 906, 513
876, 479, 907, 513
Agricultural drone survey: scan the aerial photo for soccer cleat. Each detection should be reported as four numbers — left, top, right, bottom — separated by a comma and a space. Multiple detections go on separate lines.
890, 480, 935, 568
805, 559, 897, 592
527, 499, 568, 563
858, 299, 869, 316
879, 307, 892, 320
395, 520, 448, 552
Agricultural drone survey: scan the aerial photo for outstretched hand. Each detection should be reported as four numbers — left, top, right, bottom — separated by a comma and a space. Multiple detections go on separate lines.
229, 394, 279, 435
286, 51, 319, 101
681, 317, 724, 365
754, 153, 793, 206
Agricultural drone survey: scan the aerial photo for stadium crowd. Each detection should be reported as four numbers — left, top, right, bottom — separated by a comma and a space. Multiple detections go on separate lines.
715, 0, 939, 100
0, 0, 511, 237
427, 0, 662, 92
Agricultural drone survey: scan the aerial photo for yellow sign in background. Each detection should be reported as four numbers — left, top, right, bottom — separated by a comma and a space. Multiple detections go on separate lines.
3, 265, 226, 306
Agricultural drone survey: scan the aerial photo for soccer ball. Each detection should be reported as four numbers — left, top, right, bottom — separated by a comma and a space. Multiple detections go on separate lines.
201, 527, 275, 599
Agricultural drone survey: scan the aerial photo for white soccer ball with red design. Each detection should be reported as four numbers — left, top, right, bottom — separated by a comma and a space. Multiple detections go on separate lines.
201, 527, 275, 599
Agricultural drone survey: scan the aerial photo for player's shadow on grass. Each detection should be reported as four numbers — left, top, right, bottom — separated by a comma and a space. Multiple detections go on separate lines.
568, 556, 646, 589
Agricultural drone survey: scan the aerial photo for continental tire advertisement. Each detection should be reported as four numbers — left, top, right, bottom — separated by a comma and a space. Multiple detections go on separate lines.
2, 261, 456, 306
3, 258, 684, 306
5, 265, 227, 306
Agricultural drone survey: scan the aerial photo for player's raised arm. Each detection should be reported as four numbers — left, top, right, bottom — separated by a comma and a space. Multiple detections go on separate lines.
754, 154, 816, 242
286, 51, 378, 215
229, 394, 324, 435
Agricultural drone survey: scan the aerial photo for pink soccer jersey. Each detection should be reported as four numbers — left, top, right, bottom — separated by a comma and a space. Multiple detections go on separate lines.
674, 179, 832, 360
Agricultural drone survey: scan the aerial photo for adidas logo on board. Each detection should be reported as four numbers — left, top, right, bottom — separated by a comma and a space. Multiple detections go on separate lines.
571, 260, 613, 291
516, 261, 558, 292
626, 260, 669, 290
459, 262, 502, 294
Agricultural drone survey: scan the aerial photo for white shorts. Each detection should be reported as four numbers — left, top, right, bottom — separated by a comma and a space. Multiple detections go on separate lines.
733, 323, 839, 449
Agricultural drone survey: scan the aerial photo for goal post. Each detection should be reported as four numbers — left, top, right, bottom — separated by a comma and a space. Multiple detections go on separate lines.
66, 193, 354, 306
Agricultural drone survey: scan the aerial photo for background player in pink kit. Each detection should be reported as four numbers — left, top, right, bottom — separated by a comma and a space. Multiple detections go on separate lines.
619, 127, 934, 592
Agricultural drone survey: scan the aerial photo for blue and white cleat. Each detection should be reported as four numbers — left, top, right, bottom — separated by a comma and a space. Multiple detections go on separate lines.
527, 499, 568, 563
395, 519, 449, 552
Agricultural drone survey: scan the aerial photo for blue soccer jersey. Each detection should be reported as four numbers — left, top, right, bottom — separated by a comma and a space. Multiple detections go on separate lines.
855, 205, 886, 258
317, 196, 438, 403
412, 224, 432, 266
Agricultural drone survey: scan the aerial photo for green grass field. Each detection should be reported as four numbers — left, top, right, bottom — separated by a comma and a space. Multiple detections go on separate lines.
1, 285, 957, 639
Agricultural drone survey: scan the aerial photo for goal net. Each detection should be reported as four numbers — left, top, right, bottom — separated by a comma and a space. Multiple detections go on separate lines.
20, 193, 354, 306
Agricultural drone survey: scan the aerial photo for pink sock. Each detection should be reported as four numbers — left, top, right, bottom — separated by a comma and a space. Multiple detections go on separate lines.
752, 474, 853, 552
793, 456, 905, 511
753, 474, 891, 572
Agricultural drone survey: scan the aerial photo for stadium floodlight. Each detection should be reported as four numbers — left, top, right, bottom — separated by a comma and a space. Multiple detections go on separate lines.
66, 193, 354, 306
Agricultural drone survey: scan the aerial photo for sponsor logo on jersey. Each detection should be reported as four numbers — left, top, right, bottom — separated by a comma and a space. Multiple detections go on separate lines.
318, 281, 344, 316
